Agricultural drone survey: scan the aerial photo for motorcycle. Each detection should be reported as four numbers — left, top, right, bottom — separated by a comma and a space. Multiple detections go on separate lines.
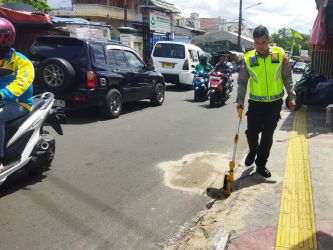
208, 71, 233, 107
285, 69, 333, 110
192, 70, 210, 101
0, 67, 65, 186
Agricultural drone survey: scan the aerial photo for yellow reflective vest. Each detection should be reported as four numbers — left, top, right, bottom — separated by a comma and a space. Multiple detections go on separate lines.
244, 47, 285, 102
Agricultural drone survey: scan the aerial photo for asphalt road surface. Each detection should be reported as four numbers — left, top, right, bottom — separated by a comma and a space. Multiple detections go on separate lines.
0, 76, 248, 250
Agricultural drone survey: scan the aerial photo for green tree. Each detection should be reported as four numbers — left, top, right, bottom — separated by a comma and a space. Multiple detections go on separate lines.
0, 0, 50, 11
270, 28, 310, 56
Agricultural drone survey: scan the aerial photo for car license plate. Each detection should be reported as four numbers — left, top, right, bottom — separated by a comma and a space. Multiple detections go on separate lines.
162, 62, 175, 68
54, 99, 65, 107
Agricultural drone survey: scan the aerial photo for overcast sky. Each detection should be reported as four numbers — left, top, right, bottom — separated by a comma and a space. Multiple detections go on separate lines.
167, 0, 318, 34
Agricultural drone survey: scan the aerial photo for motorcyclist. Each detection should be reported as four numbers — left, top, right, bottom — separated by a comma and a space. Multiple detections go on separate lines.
195, 55, 213, 73
214, 55, 230, 73
214, 55, 232, 90
0, 18, 34, 170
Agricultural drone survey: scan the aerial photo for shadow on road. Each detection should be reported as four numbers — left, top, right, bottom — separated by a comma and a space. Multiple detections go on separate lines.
62, 101, 153, 125
0, 170, 47, 198
166, 84, 192, 92
205, 166, 276, 209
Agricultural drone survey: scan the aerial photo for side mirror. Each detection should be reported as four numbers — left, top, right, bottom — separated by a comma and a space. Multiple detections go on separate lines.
146, 64, 155, 71
0, 67, 14, 77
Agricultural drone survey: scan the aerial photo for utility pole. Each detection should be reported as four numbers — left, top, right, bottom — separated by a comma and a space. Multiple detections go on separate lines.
237, 0, 242, 51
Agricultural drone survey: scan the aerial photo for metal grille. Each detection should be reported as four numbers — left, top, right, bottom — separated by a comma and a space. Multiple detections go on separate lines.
311, 38, 333, 79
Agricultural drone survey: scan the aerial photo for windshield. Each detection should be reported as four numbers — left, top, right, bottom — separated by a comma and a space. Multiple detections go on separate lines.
153, 43, 185, 59
294, 62, 306, 67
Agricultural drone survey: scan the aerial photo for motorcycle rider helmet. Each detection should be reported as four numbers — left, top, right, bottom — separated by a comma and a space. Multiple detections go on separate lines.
0, 18, 16, 48
199, 55, 207, 64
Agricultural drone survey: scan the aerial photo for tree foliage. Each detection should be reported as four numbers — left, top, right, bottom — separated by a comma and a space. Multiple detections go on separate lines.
0, 0, 50, 11
270, 27, 310, 56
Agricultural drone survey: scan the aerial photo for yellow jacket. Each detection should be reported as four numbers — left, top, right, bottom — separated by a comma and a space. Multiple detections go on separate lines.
0, 48, 34, 110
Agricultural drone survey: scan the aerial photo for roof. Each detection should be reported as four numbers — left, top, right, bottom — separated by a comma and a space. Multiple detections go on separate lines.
2, 2, 36, 12
51, 16, 111, 28
140, 0, 180, 13
0, 7, 52, 25
194, 30, 254, 49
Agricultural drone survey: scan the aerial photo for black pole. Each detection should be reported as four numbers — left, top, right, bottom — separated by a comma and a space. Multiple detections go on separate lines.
237, 0, 242, 51
124, 3, 128, 27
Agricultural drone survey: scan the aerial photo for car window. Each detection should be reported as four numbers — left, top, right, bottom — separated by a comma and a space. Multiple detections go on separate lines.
124, 50, 144, 69
188, 49, 199, 62
153, 43, 185, 59
295, 62, 306, 67
106, 49, 117, 66
112, 50, 128, 67
92, 44, 106, 66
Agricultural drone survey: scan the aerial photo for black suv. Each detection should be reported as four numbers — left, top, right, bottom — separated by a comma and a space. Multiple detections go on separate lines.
28, 36, 165, 119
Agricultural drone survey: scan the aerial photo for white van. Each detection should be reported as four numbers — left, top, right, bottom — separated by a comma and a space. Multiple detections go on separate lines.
151, 41, 204, 85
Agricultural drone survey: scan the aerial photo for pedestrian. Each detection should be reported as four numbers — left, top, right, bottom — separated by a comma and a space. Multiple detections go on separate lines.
236, 25, 296, 178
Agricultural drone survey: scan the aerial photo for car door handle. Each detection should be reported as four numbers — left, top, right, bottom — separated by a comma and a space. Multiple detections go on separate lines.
113, 69, 120, 73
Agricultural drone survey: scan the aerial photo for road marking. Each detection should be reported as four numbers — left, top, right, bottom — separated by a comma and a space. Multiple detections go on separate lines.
275, 107, 317, 250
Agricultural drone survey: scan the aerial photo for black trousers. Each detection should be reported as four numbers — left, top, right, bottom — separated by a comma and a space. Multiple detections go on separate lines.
245, 99, 282, 167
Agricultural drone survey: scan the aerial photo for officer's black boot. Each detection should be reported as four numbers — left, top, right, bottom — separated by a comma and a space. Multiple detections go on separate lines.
245, 149, 257, 166
255, 160, 271, 178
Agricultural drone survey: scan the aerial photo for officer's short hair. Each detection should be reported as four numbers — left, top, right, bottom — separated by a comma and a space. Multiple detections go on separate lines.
253, 25, 269, 39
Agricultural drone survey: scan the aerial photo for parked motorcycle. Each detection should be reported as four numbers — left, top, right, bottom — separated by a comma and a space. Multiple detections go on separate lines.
208, 71, 233, 107
0, 67, 65, 186
192, 70, 210, 101
285, 70, 333, 110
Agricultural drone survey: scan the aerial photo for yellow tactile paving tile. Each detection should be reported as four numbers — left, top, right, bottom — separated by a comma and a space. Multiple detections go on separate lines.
275, 108, 317, 250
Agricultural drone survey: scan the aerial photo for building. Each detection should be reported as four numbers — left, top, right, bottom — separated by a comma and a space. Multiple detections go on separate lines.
173, 12, 205, 42
311, 0, 333, 79
52, 0, 179, 61
199, 17, 225, 32
222, 21, 253, 38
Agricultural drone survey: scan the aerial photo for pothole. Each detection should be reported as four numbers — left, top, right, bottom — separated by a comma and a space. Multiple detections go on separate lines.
158, 152, 231, 195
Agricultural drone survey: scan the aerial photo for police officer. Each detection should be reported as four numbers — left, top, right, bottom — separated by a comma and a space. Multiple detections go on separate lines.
236, 25, 296, 178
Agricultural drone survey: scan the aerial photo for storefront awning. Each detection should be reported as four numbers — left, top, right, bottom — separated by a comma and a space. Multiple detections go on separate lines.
140, 0, 180, 13
0, 7, 52, 25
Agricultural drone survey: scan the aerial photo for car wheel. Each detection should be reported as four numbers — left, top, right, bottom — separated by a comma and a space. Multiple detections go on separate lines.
101, 89, 123, 119
150, 83, 165, 106
37, 58, 76, 94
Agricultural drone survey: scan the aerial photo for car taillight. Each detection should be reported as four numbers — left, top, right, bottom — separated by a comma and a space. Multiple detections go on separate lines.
86, 71, 97, 89
182, 59, 189, 70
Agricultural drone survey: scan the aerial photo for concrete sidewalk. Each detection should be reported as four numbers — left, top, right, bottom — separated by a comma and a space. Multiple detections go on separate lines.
226, 105, 333, 250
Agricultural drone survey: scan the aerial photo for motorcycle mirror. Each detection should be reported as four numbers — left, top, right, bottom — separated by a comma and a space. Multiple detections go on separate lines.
0, 67, 14, 77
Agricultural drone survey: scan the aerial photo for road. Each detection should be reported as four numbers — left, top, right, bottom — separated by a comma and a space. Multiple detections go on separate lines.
0, 77, 248, 250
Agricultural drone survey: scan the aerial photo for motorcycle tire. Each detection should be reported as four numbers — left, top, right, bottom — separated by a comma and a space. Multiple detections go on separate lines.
210, 98, 216, 108
194, 92, 198, 102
